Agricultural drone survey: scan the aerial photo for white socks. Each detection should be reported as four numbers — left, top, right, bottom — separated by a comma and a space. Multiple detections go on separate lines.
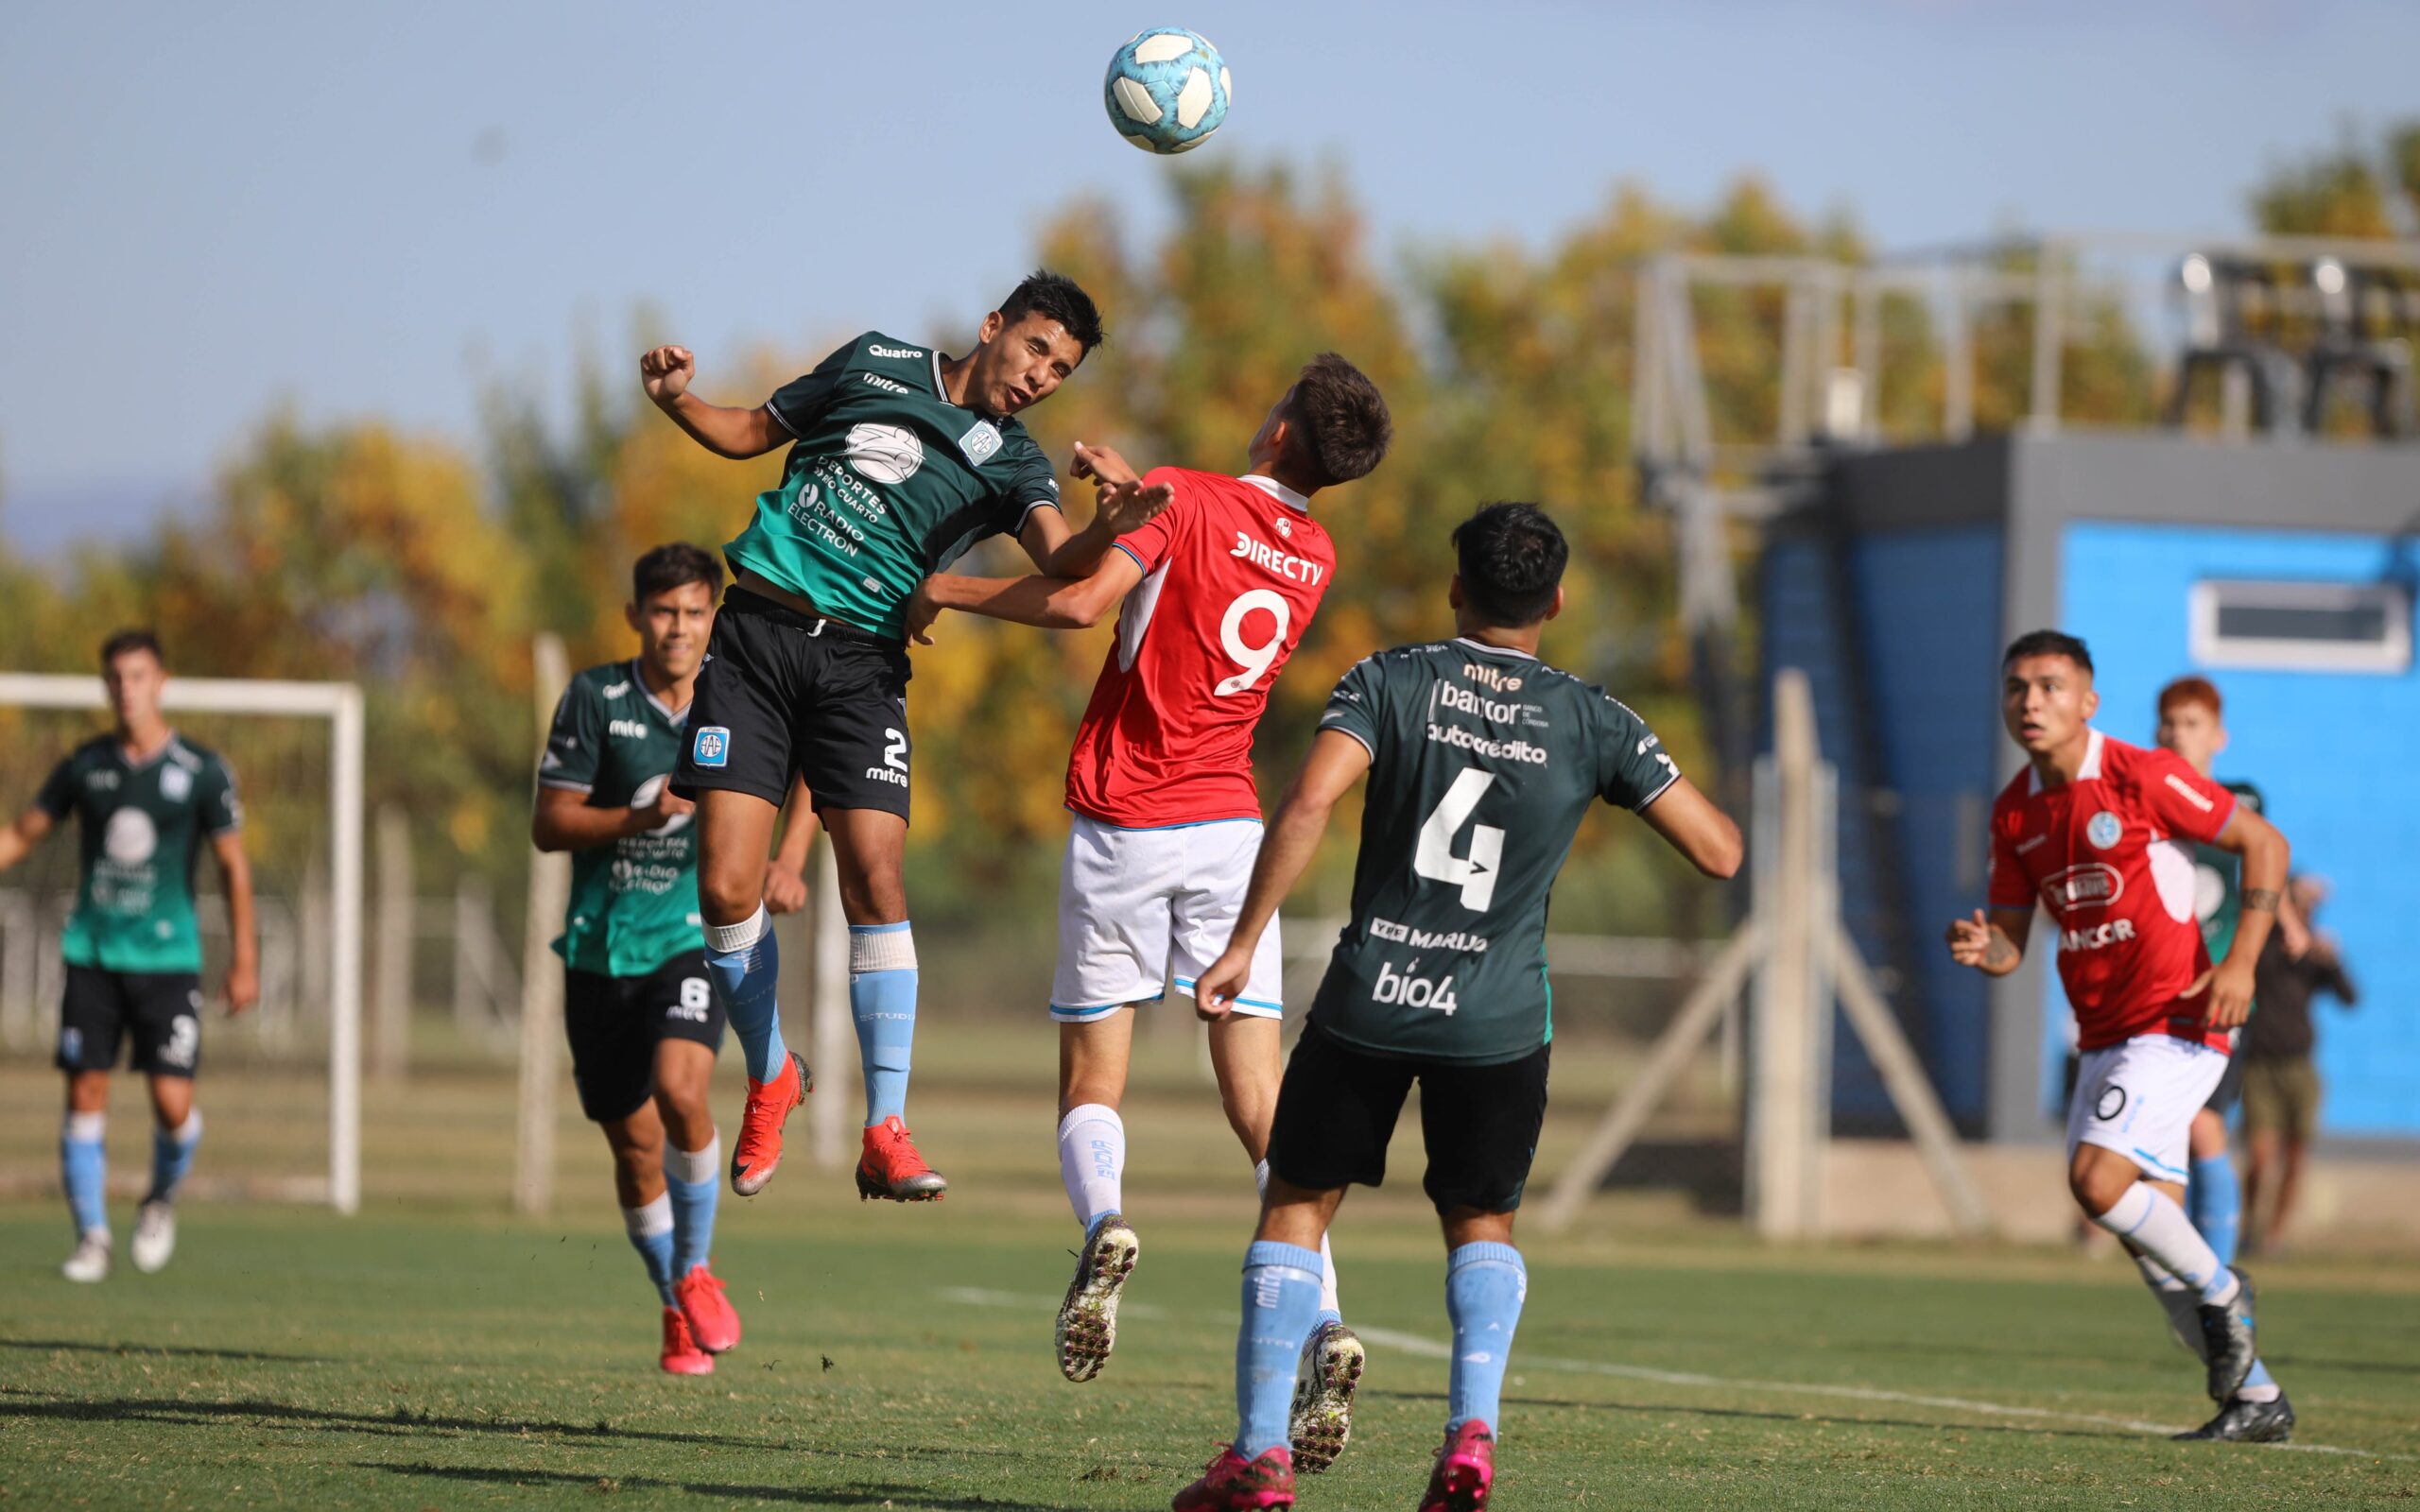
1058, 1104, 1125, 1230
2095, 1184, 2238, 1306
623, 1192, 674, 1241
1256, 1158, 1341, 1319
703, 904, 769, 955
665, 1136, 720, 1186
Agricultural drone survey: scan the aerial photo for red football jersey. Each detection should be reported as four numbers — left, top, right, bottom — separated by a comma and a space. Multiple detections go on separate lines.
1064, 468, 1335, 828
1987, 730, 2238, 1052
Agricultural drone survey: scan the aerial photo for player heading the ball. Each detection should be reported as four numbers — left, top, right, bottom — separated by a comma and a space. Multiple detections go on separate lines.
0, 629, 259, 1283
912, 353, 1392, 1469
1947, 631, 2296, 1443
1178, 504, 1742, 1512
639, 271, 1149, 1206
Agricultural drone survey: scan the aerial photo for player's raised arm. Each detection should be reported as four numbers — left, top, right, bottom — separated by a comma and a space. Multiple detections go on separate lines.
1194, 729, 1374, 1017
2198, 803, 2290, 1028
908, 551, 1145, 642
1636, 778, 1743, 880
0, 805, 56, 872
640, 345, 790, 459
1022, 444, 1175, 578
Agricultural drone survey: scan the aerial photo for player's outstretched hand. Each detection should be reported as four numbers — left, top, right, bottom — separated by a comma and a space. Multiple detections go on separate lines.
640, 345, 696, 404
1095, 476, 1175, 537
1945, 909, 1995, 969
763, 858, 809, 916
905, 581, 942, 645
1193, 946, 1253, 1022
222, 960, 259, 1017
1070, 440, 1139, 490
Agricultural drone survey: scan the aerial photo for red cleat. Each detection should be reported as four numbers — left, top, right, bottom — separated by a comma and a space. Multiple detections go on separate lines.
730, 1051, 809, 1196
855, 1115, 948, 1201
1172, 1444, 1293, 1511
659, 1306, 714, 1376
674, 1262, 741, 1354
1417, 1419, 1495, 1512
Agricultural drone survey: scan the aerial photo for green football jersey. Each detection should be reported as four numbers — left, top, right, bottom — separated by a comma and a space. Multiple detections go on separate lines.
1309, 638, 1682, 1064
541, 662, 704, 977
726, 331, 1063, 641
2194, 779, 2265, 962
35, 734, 241, 973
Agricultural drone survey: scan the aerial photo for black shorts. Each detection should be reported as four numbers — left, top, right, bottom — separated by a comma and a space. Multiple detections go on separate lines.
1266, 1019, 1551, 1215
672, 588, 914, 820
59, 966, 205, 1077
562, 951, 726, 1123
2204, 1050, 2246, 1117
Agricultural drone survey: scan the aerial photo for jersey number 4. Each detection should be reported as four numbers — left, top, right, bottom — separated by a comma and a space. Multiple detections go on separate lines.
1415, 768, 1504, 912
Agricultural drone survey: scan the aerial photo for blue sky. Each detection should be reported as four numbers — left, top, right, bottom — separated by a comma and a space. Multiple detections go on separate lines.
5, 1, 2416, 552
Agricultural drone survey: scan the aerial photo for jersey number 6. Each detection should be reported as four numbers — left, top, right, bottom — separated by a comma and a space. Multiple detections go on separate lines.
1415, 767, 1504, 912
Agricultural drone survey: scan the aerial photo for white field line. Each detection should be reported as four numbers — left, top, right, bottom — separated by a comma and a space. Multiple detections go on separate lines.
939, 1287, 2416, 1465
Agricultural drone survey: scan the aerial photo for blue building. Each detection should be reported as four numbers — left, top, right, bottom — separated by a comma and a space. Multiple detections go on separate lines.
1763, 432, 2416, 1142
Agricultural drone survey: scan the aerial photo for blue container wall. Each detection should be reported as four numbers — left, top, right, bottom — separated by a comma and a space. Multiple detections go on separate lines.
2054, 520, 2419, 1137
1846, 526, 2005, 1129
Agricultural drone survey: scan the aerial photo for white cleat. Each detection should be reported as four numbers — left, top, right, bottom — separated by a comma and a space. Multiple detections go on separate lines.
1290, 1319, 1365, 1473
62, 1231, 112, 1283
1056, 1217, 1139, 1383
131, 1201, 177, 1274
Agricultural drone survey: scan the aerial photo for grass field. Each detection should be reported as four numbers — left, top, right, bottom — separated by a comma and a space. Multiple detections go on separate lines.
3, 1026, 2416, 1510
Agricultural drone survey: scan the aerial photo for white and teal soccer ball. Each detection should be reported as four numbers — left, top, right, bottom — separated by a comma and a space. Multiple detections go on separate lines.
1103, 27, 1230, 155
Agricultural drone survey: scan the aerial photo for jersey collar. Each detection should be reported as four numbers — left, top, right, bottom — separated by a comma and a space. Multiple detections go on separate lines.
631, 661, 691, 729
1452, 636, 1537, 661
1239, 474, 1310, 513
2029, 727, 2105, 794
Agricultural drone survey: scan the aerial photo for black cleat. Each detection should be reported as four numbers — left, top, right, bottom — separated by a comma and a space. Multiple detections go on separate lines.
2196, 1265, 2259, 1403
2174, 1390, 2294, 1443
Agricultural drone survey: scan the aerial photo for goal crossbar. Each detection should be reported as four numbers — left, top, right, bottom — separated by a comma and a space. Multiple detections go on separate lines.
0, 673, 366, 1214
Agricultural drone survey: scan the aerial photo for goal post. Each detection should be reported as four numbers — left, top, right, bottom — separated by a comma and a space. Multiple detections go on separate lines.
0, 672, 366, 1215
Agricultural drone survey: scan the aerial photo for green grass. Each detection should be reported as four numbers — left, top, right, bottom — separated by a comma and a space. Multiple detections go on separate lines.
2, 1034, 2416, 1510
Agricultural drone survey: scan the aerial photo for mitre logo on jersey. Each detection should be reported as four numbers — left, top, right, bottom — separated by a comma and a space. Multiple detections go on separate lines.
955, 419, 1002, 467
860, 371, 910, 396
2042, 862, 2122, 913
159, 765, 192, 802
845, 423, 925, 484
608, 718, 648, 740
1461, 662, 1522, 693
104, 808, 158, 866
2085, 810, 2124, 849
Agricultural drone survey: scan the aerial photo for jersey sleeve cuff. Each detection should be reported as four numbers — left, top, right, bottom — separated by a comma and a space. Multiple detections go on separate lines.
537, 778, 596, 793
1629, 769, 1683, 812
763, 395, 800, 436
1317, 717, 1376, 759
1112, 541, 1151, 573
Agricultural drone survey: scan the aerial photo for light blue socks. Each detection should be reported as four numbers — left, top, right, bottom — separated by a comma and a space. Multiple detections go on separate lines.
665, 1137, 720, 1279
704, 905, 785, 1083
849, 923, 918, 1126
147, 1110, 202, 1206
1236, 1240, 1325, 1458
2188, 1151, 2242, 1269
625, 1194, 677, 1306
61, 1111, 107, 1236
1446, 1242, 1528, 1432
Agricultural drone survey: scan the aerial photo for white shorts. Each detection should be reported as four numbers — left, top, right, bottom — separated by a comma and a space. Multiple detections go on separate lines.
2066, 1034, 2231, 1182
1049, 815, 1285, 1022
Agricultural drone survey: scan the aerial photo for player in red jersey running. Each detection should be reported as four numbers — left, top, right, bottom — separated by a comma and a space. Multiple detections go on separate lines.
912, 354, 1392, 1469
1946, 630, 2296, 1443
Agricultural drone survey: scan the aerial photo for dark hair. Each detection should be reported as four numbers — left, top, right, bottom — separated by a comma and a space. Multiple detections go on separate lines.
2002, 628, 2094, 676
1453, 503, 1568, 627
998, 269, 1104, 355
632, 542, 723, 604
1277, 353, 1392, 490
2157, 675, 2221, 718
99, 627, 164, 668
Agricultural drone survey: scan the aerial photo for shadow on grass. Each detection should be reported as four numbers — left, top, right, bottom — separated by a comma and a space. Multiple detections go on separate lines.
360, 1462, 1072, 1509
1359, 1386, 2158, 1446
2, 1336, 332, 1365
0, 1390, 788, 1450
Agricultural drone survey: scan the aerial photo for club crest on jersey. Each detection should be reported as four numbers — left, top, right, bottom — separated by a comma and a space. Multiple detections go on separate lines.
691, 726, 731, 769
2085, 810, 2123, 849
1271, 514, 1291, 539
956, 419, 1002, 467
160, 765, 192, 802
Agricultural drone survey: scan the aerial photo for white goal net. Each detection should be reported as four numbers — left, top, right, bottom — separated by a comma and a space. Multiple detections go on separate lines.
0, 674, 363, 1212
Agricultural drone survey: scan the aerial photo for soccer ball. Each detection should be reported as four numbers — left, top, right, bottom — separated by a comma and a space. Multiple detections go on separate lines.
1103, 27, 1230, 155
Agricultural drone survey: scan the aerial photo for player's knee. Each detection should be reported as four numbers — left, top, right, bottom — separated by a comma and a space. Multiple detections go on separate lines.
697, 865, 763, 927
2068, 1162, 2131, 1215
